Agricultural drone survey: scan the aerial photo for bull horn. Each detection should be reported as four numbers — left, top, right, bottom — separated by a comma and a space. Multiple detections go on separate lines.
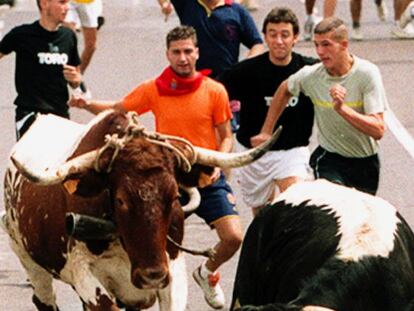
180, 186, 200, 213
10, 149, 99, 185
194, 126, 281, 168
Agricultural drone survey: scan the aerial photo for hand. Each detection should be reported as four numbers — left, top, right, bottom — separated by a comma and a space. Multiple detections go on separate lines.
63, 64, 81, 87
250, 132, 272, 147
161, 1, 173, 21
68, 95, 88, 109
209, 167, 221, 184
329, 83, 347, 111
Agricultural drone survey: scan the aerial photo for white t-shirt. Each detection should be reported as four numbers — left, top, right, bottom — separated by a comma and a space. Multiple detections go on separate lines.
288, 55, 388, 158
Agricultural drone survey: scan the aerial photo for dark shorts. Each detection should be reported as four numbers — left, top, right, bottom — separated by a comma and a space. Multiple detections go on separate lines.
310, 146, 380, 195
180, 173, 238, 227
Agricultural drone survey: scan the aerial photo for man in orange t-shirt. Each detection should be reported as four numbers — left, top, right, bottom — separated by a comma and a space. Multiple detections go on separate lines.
70, 25, 240, 309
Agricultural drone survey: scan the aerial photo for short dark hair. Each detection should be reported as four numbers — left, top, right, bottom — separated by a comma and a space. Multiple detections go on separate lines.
166, 26, 198, 48
262, 7, 299, 35
314, 17, 348, 41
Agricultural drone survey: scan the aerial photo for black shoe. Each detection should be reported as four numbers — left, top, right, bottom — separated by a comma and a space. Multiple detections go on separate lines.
97, 16, 105, 30
0, 0, 15, 7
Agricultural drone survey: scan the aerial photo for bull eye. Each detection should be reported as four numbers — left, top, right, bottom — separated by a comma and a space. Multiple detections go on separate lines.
115, 197, 124, 207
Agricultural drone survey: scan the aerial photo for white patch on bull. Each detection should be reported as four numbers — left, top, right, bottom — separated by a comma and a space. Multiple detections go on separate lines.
274, 180, 399, 261
158, 252, 188, 311
7, 226, 58, 308
3, 166, 59, 308
10, 110, 115, 176
59, 239, 187, 310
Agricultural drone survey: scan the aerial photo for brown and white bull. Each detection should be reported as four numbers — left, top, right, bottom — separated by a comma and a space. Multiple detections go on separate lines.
2, 110, 280, 311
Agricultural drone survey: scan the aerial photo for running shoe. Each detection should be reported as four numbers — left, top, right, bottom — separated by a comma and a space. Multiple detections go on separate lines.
351, 26, 364, 41
391, 23, 414, 39
193, 265, 225, 309
303, 16, 315, 41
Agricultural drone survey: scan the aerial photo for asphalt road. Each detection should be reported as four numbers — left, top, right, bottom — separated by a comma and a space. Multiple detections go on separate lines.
1, 0, 414, 310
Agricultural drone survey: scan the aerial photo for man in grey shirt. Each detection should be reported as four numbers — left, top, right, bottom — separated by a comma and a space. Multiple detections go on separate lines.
251, 17, 387, 195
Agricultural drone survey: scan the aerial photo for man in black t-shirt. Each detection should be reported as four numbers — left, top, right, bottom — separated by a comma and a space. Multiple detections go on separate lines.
219, 7, 318, 216
0, 0, 81, 139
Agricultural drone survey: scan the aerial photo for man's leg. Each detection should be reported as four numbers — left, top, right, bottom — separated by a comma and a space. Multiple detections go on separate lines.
193, 216, 242, 309
80, 27, 97, 74
304, 0, 317, 41
206, 217, 242, 272
375, 0, 388, 22
251, 176, 302, 217
350, 0, 364, 40
392, 0, 414, 38
323, 0, 337, 17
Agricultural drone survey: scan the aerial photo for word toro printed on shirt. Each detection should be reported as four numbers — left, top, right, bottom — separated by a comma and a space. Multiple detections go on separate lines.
37, 43, 68, 65
264, 96, 299, 107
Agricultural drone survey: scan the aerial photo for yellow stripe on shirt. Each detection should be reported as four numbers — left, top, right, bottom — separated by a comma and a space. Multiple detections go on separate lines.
313, 100, 364, 108
73, 0, 95, 4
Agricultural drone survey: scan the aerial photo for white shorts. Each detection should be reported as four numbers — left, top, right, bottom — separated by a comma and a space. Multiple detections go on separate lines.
65, 0, 102, 28
235, 140, 311, 208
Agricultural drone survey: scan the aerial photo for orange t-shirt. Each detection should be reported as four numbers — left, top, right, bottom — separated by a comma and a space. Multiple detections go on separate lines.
122, 77, 232, 151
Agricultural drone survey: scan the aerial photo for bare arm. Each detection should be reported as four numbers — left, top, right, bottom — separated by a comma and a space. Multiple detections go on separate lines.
336, 108, 385, 140
208, 120, 233, 183
250, 80, 292, 146
63, 64, 82, 88
245, 43, 265, 59
157, 0, 173, 20
330, 84, 385, 140
216, 120, 233, 153
69, 96, 126, 115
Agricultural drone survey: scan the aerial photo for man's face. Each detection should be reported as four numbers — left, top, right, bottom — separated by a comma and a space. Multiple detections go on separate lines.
313, 30, 346, 72
42, 0, 70, 24
166, 39, 199, 78
264, 22, 298, 64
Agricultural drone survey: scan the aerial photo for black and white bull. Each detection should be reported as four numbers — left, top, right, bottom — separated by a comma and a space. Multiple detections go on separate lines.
231, 180, 414, 311
2, 110, 280, 311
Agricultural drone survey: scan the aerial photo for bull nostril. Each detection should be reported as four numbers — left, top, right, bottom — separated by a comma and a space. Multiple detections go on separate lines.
132, 266, 169, 289
146, 269, 166, 280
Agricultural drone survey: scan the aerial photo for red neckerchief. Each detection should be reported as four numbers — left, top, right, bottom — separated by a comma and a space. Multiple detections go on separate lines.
155, 67, 211, 96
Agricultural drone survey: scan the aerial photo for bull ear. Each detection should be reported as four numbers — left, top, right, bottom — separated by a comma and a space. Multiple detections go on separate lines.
167, 202, 184, 259
63, 171, 108, 197
63, 179, 80, 195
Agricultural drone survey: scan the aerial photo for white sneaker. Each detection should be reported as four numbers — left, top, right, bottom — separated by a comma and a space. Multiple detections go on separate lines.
193, 266, 225, 309
351, 26, 364, 41
399, 1, 414, 29
376, 1, 388, 22
303, 16, 315, 41
391, 24, 414, 39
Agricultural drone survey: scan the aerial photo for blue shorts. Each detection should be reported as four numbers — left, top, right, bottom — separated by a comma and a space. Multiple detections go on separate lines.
180, 174, 238, 227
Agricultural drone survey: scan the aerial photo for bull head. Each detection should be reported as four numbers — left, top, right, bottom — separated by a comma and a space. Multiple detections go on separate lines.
10, 126, 281, 186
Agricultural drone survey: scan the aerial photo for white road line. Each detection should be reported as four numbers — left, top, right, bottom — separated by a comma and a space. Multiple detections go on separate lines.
385, 109, 414, 159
